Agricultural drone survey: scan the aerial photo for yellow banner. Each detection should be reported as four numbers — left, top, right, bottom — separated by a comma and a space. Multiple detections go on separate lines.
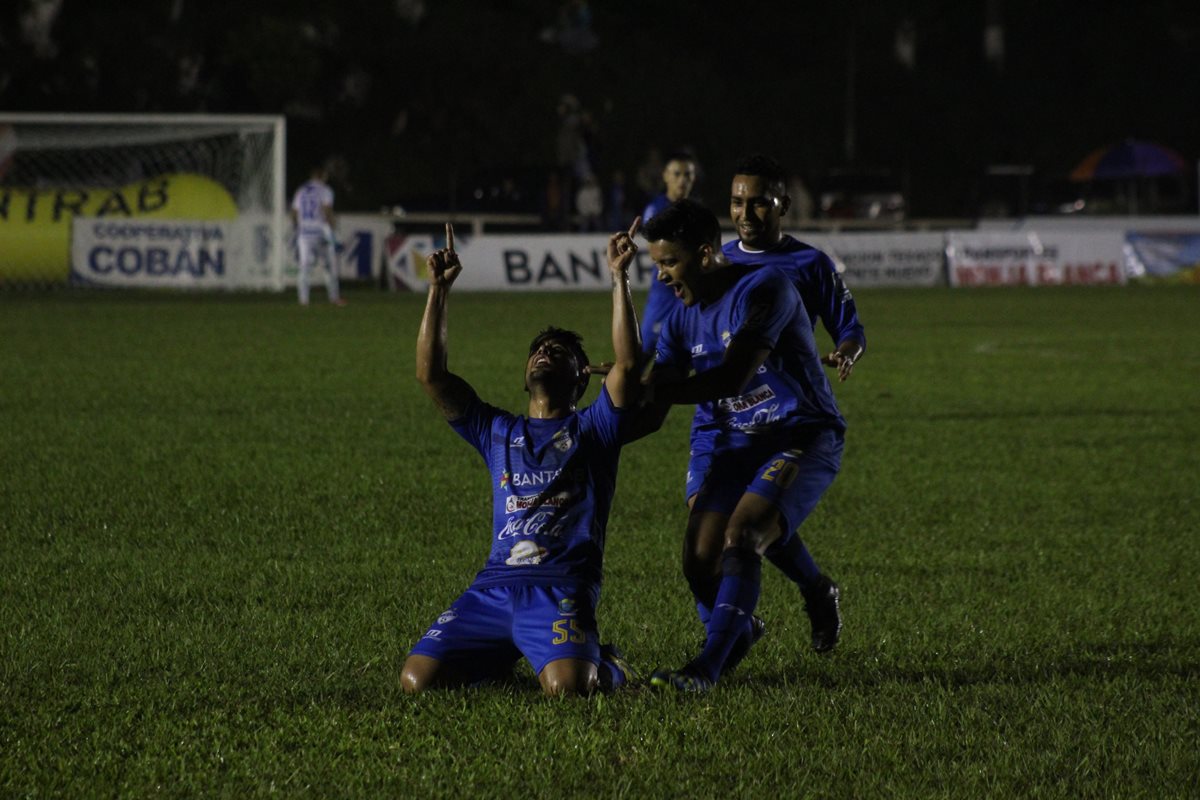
0, 173, 237, 282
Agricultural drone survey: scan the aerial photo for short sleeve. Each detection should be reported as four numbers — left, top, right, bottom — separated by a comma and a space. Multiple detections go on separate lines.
732, 269, 800, 350
654, 304, 690, 370
580, 383, 627, 450
448, 396, 508, 466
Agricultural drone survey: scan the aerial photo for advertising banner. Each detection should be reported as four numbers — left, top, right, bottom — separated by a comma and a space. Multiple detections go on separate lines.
71, 217, 233, 288
396, 233, 662, 292
946, 231, 1127, 287
8, 172, 238, 284
803, 232, 945, 287
1123, 231, 1200, 282
282, 212, 393, 285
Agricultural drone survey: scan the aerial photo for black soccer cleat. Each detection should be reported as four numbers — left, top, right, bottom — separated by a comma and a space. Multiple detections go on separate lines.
721, 614, 767, 675
802, 575, 842, 653
649, 666, 715, 693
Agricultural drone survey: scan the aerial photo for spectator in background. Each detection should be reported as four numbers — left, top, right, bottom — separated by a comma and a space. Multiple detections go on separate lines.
634, 146, 664, 210
606, 170, 628, 230
781, 175, 815, 227
542, 170, 566, 230
576, 173, 604, 232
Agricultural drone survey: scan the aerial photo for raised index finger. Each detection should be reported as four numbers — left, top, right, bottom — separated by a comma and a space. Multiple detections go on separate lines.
445, 223, 455, 254
627, 216, 642, 239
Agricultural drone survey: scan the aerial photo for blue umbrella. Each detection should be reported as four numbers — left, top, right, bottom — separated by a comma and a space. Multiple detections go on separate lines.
1070, 139, 1188, 181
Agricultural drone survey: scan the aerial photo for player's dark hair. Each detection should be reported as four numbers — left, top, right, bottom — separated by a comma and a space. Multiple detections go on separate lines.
642, 198, 721, 252
663, 149, 697, 166
528, 326, 590, 402
733, 154, 788, 192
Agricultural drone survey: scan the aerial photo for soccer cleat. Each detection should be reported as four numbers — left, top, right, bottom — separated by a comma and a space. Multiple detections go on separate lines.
599, 642, 639, 689
721, 614, 767, 675
649, 666, 715, 693
802, 575, 842, 653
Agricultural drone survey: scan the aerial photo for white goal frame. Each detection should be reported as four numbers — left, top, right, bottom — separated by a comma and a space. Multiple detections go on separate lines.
0, 112, 287, 290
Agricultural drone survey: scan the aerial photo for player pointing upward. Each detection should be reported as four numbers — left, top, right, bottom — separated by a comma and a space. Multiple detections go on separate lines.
402, 221, 643, 696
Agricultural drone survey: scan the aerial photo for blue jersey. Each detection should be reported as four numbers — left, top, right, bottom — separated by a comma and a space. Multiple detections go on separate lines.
722, 236, 866, 354
655, 265, 845, 441
449, 386, 627, 590
642, 192, 672, 222
640, 193, 679, 352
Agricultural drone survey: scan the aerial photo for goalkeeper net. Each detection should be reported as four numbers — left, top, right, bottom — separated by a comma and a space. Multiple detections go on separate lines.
0, 113, 286, 290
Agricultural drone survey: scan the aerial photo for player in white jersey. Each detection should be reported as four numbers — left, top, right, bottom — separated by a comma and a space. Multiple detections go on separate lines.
290, 164, 345, 306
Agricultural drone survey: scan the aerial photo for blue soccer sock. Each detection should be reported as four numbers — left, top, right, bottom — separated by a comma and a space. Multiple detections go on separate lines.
689, 546, 762, 683
765, 534, 820, 591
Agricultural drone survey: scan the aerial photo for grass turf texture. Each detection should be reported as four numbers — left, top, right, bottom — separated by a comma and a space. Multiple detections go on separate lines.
2, 286, 1198, 797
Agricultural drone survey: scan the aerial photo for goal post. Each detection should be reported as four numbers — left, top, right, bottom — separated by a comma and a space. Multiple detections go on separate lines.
0, 113, 287, 290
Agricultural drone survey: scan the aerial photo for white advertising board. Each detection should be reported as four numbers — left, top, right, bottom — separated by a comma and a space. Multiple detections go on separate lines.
71, 217, 233, 288
802, 232, 945, 287
946, 230, 1127, 287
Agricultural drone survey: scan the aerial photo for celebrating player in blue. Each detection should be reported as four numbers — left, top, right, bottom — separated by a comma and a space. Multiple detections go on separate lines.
640, 200, 847, 692
717, 153, 867, 649
726, 154, 865, 381
402, 220, 643, 696
639, 150, 698, 354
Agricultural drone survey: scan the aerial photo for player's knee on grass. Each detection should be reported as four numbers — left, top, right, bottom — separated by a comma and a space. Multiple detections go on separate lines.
538, 658, 598, 696
400, 654, 442, 694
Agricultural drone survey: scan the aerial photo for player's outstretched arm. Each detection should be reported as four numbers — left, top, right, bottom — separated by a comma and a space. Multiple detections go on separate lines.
416, 223, 477, 419
603, 218, 643, 409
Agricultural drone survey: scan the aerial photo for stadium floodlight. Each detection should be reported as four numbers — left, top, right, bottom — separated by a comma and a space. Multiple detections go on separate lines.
0, 113, 286, 290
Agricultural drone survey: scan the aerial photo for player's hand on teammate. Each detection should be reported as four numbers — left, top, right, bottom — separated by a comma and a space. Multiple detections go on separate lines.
822, 350, 856, 382
427, 223, 463, 288
606, 217, 642, 278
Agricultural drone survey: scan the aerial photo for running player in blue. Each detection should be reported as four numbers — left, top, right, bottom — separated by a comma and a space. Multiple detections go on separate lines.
639, 150, 698, 354
639, 200, 847, 692
402, 220, 644, 696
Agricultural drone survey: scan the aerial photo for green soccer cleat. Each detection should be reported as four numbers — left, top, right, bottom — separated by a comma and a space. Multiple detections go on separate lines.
649, 666, 715, 693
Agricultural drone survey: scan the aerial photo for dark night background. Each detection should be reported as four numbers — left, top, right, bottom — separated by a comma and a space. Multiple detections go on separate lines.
3, 0, 1198, 219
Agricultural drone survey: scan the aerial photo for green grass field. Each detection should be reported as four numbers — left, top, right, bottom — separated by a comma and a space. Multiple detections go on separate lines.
2, 286, 1198, 797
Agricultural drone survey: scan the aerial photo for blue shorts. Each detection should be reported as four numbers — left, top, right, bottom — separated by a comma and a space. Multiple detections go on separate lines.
408, 583, 601, 679
688, 427, 843, 541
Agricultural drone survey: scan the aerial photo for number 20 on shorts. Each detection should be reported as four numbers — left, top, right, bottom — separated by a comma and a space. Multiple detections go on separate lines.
760, 458, 800, 487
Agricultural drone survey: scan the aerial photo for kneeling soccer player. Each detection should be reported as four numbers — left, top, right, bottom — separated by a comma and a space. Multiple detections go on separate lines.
401, 222, 643, 696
